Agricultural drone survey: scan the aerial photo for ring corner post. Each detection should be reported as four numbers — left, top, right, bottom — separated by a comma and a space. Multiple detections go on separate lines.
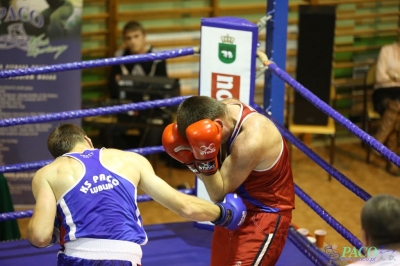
264, 0, 289, 125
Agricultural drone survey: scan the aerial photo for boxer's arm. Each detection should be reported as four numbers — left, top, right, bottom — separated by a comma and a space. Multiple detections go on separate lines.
197, 140, 259, 202
198, 125, 273, 202
28, 167, 57, 248
137, 156, 220, 222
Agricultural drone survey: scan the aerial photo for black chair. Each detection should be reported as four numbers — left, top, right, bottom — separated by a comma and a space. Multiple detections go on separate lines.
363, 63, 381, 163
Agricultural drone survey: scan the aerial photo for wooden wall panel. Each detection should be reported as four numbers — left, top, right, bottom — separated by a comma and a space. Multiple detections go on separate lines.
80, 0, 400, 113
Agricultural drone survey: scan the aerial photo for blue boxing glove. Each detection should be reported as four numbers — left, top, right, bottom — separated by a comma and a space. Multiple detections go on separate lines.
212, 193, 247, 230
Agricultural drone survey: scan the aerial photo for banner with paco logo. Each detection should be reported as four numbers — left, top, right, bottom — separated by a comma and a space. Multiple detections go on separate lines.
0, 0, 83, 207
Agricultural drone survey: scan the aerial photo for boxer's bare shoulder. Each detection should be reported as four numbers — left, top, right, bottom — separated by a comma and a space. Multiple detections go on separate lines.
222, 98, 241, 104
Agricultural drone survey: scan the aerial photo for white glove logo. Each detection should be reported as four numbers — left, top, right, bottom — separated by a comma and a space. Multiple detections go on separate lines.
199, 143, 216, 155
197, 161, 216, 171
174, 145, 192, 153
238, 211, 246, 226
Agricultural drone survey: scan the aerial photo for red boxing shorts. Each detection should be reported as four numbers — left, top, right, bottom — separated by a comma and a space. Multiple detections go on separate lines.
210, 211, 292, 266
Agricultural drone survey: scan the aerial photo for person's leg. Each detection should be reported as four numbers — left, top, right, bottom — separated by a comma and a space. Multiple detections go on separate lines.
210, 226, 231, 266
251, 213, 292, 266
374, 100, 400, 146
372, 88, 389, 116
386, 117, 400, 176
391, 87, 400, 103
386, 129, 400, 176
210, 212, 292, 266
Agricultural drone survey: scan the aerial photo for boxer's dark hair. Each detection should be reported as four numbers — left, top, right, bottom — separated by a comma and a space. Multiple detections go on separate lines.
177, 96, 228, 138
361, 194, 400, 246
47, 124, 87, 158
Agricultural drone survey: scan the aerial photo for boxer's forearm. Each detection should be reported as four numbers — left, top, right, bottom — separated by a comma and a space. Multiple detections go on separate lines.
28, 217, 53, 248
197, 170, 226, 202
178, 195, 220, 221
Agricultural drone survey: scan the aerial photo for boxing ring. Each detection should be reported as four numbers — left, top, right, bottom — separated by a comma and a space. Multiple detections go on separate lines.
1, 13, 400, 266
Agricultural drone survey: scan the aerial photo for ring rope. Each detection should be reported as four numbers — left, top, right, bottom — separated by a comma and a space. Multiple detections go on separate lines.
287, 128, 371, 201
287, 227, 338, 266
0, 189, 195, 223
0, 146, 165, 174
0, 183, 364, 251
0, 47, 199, 79
256, 51, 400, 167
267, 62, 400, 167
253, 104, 364, 250
294, 184, 363, 251
1, 96, 368, 251
0, 210, 33, 222
0, 49, 368, 260
252, 104, 371, 202
0, 97, 190, 127
286, 229, 321, 266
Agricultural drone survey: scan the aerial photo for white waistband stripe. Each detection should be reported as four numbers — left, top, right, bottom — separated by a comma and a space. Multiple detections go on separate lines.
63, 238, 142, 264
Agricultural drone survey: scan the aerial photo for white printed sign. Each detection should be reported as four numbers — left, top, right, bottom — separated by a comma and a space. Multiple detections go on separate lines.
200, 26, 255, 104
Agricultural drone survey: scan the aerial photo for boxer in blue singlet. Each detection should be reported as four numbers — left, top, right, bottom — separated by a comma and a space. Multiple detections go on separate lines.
28, 124, 247, 265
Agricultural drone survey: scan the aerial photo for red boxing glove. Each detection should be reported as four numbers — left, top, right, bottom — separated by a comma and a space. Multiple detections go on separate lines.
186, 119, 222, 175
162, 123, 199, 174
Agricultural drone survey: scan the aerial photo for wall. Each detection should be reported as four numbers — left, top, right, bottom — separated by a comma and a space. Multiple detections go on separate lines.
80, 0, 399, 122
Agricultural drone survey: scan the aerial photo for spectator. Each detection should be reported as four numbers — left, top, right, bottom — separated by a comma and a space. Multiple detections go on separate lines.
105, 21, 169, 150
109, 21, 167, 99
372, 27, 400, 175
349, 194, 400, 265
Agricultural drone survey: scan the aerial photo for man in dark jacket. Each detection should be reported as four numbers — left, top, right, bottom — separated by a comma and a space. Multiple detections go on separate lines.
109, 21, 168, 99
106, 21, 169, 150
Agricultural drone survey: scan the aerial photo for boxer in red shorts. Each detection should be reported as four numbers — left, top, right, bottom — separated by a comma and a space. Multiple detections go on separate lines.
163, 96, 295, 266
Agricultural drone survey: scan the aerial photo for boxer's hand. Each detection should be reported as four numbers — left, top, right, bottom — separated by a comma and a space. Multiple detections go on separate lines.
186, 119, 222, 175
162, 123, 199, 174
212, 193, 247, 230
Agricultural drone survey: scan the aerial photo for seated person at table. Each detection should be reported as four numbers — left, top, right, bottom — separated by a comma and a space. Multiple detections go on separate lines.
372, 27, 400, 176
105, 21, 168, 149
